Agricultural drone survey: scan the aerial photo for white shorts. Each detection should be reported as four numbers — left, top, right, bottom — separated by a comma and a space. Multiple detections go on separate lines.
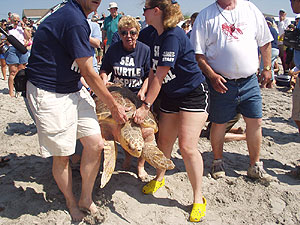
26, 81, 101, 158
292, 77, 300, 121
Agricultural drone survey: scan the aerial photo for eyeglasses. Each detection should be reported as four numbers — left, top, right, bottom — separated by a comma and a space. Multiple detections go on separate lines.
13, 20, 19, 22
143, 7, 155, 12
120, 30, 138, 37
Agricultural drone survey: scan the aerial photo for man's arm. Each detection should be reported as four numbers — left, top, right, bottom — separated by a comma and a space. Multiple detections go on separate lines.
195, 54, 228, 93
76, 56, 128, 124
259, 42, 272, 86
89, 36, 100, 48
102, 30, 107, 43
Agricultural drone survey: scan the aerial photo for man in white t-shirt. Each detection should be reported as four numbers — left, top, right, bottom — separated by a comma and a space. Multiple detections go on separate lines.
190, 0, 273, 182
278, 9, 291, 73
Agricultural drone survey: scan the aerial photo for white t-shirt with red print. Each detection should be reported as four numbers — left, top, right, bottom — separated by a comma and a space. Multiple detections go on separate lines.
190, 0, 273, 79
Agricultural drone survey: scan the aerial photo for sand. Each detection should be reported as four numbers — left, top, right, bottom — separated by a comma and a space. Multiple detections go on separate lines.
0, 75, 300, 225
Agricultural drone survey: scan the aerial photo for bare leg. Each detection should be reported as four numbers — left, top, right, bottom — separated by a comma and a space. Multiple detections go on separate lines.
224, 133, 246, 142
137, 157, 148, 180
0, 59, 7, 80
8, 64, 18, 97
243, 117, 262, 166
229, 127, 245, 134
155, 112, 179, 181
178, 111, 207, 204
210, 123, 227, 160
78, 134, 103, 214
52, 156, 84, 221
122, 151, 132, 170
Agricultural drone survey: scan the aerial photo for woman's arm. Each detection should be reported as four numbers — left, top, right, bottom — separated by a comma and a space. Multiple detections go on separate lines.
134, 66, 170, 124
137, 77, 148, 101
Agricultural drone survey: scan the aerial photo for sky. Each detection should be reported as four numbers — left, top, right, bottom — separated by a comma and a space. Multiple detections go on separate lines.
0, 0, 297, 21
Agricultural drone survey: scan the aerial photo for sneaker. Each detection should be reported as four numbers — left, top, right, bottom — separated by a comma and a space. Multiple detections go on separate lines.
247, 161, 273, 182
211, 159, 225, 179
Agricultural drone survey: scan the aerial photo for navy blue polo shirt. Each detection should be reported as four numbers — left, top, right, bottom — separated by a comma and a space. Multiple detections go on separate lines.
100, 40, 150, 93
151, 26, 205, 97
26, 0, 93, 93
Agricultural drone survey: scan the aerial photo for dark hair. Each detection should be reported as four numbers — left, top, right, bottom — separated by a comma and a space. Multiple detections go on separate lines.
190, 12, 199, 20
147, 0, 183, 30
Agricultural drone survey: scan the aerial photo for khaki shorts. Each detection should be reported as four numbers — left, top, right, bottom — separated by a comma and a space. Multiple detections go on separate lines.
292, 77, 300, 121
26, 81, 101, 158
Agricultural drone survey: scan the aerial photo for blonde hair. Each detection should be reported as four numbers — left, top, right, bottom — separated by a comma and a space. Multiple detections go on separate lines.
147, 0, 183, 30
11, 13, 20, 21
118, 16, 141, 33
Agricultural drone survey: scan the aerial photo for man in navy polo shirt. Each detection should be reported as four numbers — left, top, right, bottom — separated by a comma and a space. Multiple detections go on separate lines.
26, 0, 128, 221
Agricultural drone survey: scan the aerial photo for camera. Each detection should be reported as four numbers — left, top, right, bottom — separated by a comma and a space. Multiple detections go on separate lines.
6, 24, 14, 30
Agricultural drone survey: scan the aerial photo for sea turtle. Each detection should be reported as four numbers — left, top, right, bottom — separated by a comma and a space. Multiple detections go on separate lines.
94, 84, 175, 188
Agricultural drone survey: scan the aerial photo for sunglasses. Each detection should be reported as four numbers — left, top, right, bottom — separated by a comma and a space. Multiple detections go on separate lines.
120, 30, 138, 37
13, 20, 19, 22
143, 7, 155, 12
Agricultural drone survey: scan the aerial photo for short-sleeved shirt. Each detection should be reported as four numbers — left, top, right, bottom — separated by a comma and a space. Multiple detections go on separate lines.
8, 26, 26, 45
87, 19, 101, 72
269, 26, 278, 49
100, 40, 150, 93
26, 0, 93, 93
138, 25, 157, 49
278, 18, 291, 45
103, 14, 122, 45
294, 22, 300, 68
151, 26, 205, 98
190, 0, 273, 79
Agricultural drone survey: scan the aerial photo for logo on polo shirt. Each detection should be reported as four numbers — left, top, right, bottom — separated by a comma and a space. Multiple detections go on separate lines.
71, 61, 80, 73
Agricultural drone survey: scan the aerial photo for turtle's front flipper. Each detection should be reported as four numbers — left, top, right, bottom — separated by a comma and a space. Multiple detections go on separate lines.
142, 143, 175, 170
100, 140, 118, 188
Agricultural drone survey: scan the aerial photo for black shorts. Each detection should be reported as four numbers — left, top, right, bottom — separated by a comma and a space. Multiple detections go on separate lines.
160, 82, 209, 114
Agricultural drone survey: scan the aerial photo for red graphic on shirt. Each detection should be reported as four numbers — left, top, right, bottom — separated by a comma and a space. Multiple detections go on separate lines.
222, 23, 243, 39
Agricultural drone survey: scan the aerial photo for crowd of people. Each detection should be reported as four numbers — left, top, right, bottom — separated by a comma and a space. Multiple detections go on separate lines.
1, 0, 300, 223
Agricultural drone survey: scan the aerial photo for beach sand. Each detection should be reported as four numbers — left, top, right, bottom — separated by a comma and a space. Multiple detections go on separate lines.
0, 75, 300, 225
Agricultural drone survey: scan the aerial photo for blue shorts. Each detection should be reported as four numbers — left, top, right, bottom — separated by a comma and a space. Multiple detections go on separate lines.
4, 46, 29, 65
208, 74, 262, 124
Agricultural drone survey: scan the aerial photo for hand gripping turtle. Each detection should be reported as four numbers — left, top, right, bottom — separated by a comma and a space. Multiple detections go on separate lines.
94, 84, 175, 188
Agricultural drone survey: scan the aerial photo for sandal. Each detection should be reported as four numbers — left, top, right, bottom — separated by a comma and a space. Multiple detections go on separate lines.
0, 156, 10, 168
189, 197, 207, 222
142, 177, 165, 194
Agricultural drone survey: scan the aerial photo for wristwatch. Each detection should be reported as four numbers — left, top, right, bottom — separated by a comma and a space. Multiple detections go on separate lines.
142, 101, 151, 109
263, 66, 271, 71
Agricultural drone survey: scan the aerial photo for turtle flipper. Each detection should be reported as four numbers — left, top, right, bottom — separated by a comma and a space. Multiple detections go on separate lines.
100, 140, 118, 188
142, 143, 175, 170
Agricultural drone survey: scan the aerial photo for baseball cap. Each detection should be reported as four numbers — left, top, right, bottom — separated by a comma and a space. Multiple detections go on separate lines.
279, 9, 286, 13
108, 2, 118, 10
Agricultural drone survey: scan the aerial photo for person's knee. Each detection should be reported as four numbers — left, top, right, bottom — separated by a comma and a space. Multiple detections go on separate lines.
53, 156, 70, 168
81, 134, 104, 153
245, 118, 262, 130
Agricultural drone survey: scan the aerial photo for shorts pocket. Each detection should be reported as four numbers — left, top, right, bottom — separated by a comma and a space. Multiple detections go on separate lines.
36, 91, 76, 133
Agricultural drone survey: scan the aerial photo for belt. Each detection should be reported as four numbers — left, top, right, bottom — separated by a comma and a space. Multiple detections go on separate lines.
223, 75, 253, 82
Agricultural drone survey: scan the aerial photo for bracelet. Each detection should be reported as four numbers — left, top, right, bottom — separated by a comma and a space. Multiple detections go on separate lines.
142, 100, 151, 109
86, 87, 91, 91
